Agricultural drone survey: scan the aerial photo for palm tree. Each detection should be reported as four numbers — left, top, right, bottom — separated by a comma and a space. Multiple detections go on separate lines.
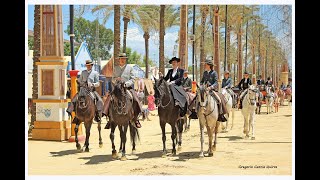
135, 5, 158, 78
122, 5, 139, 53
199, 5, 209, 77
114, 5, 121, 66
29, 5, 40, 135
159, 5, 165, 74
156, 5, 180, 74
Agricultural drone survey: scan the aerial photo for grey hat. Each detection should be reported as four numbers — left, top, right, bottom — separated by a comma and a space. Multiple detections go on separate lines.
119, 53, 128, 58
204, 59, 216, 66
85, 59, 93, 65
184, 70, 189, 74
224, 70, 230, 74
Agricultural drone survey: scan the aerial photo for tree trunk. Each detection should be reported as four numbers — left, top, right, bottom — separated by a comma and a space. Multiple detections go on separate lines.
159, 5, 165, 75
179, 5, 188, 69
227, 25, 231, 71
122, 16, 130, 53
29, 5, 41, 135
114, 5, 121, 66
252, 44, 256, 85
144, 32, 150, 78
199, 5, 208, 77
237, 30, 243, 84
214, 6, 220, 81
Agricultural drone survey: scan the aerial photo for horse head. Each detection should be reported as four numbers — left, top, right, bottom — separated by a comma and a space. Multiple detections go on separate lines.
153, 76, 170, 107
197, 85, 208, 108
247, 85, 258, 106
112, 80, 127, 101
77, 81, 91, 109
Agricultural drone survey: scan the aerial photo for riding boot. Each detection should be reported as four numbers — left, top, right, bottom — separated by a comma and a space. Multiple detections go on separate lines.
239, 99, 243, 109
105, 120, 111, 129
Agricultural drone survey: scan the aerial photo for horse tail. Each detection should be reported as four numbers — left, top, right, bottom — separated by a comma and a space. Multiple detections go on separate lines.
129, 122, 140, 145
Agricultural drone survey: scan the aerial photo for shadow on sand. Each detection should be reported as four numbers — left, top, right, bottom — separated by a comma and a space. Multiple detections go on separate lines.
50, 149, 82, 157
219, 135, 243, 141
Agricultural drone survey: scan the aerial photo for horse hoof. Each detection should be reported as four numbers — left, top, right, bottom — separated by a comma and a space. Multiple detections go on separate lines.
251, 137, 255, 140
245, 135, 250, 139
199, 153, 204, 158
76, 144, 81, 150
162, 154, 167, 158
112, 151, 118, 159
120, 156, 127, 161
208, 152, 213, 157
84, 148, 89, 152
99, 143, 103, 148
177, 146, 182, 151
212, 146, 216, 151
132, 150, 137, 155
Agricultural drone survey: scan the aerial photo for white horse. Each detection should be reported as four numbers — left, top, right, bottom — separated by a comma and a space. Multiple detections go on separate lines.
220, 88, 234, 132
241, 85, 258, 140
265, 86, 275, 114
196, 85, 220, 157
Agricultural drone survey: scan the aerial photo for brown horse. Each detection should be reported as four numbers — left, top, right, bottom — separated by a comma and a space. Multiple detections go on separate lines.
153, 76, 185, 157
104, 80, 140, 161
74, 81, 103, 152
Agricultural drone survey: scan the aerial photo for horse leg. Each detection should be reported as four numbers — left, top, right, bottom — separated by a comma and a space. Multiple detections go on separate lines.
171, 123, 177, 156
212, 121, 219, 152
188, 117, 191, 130
83, 121, 92, 152
250, 113, 255, 140
75, 122, 81, 151
110, 123, 118, 159
120, 125, 128, 161
129, 123, 137, 155
160, 122, 167, 158
231, 108, 234, 130
207, 126, 214, 157
243, 115, 249, 139
97, 121, 103, 148
118, 125, 123, 156
199, 123, 205, 158
176, 119, 183, 152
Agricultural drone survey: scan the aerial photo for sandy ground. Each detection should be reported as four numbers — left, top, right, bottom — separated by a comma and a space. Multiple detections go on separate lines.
27, 102, 293, 176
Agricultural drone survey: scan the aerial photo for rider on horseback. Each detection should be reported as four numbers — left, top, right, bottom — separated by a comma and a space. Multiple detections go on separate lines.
103, 53, 142, 129
237, 71, 252, 109
160, 57, 188, 117
181, 70, 192, 92
200, 58, 228, 122
66, 60, 104, 123
222, 70, 236, 106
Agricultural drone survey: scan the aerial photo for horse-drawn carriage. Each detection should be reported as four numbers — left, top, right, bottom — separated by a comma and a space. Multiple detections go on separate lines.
256, 85, 277, 114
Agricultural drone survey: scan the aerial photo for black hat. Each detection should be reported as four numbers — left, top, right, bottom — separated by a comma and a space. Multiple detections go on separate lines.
118, 53, 128, 58
85, 60, 94, 65
169, 57, 180, 64
244, 71, 249, 74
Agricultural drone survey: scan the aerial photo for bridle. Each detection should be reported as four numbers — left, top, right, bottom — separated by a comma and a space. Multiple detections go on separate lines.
198, 88, 215, 117
154, 80, 172, 108
76, 86, 93, 113
111, 82, 133, 115
246, 88, 257, 106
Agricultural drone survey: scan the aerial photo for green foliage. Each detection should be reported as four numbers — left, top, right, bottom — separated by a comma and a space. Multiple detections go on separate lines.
28, 38, 34, 50
65, 17, 114, 60
63, 41, 80, 56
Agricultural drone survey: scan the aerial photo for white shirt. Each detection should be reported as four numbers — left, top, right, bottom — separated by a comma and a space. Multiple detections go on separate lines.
172, 67, 178, 77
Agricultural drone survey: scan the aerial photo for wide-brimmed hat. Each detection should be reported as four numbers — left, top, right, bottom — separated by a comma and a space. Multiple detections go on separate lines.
169, 57, 180, 64
204, 57, 216, 66
118, 53, 128, 58
224, 70, 230, 74
85, 60, 94, 65
184, 70, 189, 74
244, 71, 249, 75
